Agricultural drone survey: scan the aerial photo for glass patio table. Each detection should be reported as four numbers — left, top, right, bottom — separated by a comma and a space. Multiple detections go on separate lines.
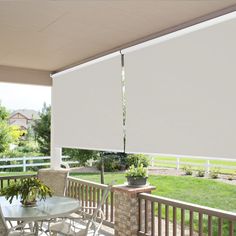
0, 196, 81, 234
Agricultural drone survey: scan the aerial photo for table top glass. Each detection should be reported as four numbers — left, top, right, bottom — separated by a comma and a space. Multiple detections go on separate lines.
0, 196, 81, 221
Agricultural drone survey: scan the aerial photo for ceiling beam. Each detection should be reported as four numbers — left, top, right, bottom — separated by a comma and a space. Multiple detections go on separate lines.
0, 66, 51, 86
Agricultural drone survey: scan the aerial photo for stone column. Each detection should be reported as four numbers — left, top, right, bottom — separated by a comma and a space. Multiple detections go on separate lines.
113, 185, 156, 236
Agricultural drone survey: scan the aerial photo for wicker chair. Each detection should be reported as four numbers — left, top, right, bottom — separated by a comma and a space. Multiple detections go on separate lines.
37, 169, 69, 197
48, 184, 112, 236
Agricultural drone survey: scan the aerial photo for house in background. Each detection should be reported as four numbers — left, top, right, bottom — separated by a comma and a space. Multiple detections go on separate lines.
8, 109, 40, 130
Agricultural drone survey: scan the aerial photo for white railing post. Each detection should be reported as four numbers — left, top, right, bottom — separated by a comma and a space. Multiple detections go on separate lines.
23, 156, 26, 172
176, 157, 180, 170
51, 147, 62, 170
151, 156, 154, 167
206, 160, 210, 173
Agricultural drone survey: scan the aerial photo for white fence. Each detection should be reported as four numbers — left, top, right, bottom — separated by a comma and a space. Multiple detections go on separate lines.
0, 156, 78, 172
150, 155, 236, 172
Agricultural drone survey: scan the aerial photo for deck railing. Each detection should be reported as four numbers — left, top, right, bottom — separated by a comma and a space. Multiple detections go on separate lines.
0, 174, 37, 189
1, 174, 236, 235
138, 193, 236, 236
66, 176, 115, 228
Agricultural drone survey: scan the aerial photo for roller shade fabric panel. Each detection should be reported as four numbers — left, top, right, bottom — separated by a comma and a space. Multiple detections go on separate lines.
52, 53, 123, 152
124, 16, 236, 158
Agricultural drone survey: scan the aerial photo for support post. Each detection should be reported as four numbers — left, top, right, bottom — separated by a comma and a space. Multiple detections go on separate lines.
50, 147, 62, 170
113, 185, 155, 236
177, 157, 180, 170
50, 83, 62, 170
206, 160, 210, 173
151, 155, 154, 167
23, 156, 26, 172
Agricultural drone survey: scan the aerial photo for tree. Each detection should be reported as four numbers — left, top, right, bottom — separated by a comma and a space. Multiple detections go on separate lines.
0, 103, 8, 121
63, 148, 97, 166
33, 104, 51, 155
0, 102, 23, 153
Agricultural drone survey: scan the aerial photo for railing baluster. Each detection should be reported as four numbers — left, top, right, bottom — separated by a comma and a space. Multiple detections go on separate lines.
138, 198, 142, 232
101, 189, 104, 214
93, 187, 96, 214
173, 207, 177, 236
71, 181, 74, 198
145, 200, 148, 234
165, 205, 169, 236
81, 184, 84, 208
85, 185, 88, 212
67, 180, 71, 197
151, 201, 155, 236
110, 191, 114, 223
199, 213, 203, 236
229, 221, 234, 236
189, 211, 194, 236
218, 218, 222, 236
78, 183, 81, 200
105, 193, 109, 220
89, 186, 92, 214
181, 209, 185, 236
97, 188, 100, 217
208, 215, 212, 236
158, 203, 162, 236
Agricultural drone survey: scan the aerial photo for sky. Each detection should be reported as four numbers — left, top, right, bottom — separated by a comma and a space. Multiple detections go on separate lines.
0, 82, 51, 111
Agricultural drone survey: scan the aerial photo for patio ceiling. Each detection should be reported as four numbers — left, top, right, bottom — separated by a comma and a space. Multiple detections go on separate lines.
0, 0, 236, 85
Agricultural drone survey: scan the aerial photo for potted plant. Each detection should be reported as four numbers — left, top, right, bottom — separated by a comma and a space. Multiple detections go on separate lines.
0, 178, 52, 206
125, 163, 148, 187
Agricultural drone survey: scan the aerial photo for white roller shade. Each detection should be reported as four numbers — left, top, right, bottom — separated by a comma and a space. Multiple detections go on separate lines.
51, 53, 123, 152
123, 13, 236, 158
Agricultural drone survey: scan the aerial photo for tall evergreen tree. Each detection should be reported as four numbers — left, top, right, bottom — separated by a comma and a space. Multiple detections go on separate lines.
33, 103, 51, 155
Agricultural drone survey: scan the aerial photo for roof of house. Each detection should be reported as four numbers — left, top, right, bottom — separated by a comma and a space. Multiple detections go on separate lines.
9, 109, 40, 120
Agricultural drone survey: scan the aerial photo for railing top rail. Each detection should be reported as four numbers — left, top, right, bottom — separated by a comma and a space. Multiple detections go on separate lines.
151, 155, 236, 162
0, 174, 37, 180
139, 193, 236, 221
67, 176, 108, 189
0, 156, 51, 162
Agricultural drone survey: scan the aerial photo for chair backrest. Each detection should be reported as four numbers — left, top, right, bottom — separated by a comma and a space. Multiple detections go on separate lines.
85, 184, 112, 235
0, 205, 9, 236
37, 169, 69, 197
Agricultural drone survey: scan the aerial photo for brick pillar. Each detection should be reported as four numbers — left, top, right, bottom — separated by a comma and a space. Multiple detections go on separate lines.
113, 185, 156, 236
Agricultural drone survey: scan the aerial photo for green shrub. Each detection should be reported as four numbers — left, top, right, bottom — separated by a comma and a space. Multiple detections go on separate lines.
126, 154, 150, 168
183, 165, 193, 175
210, 168, 220, 179
96, 155, 121, 172
196, 169, 205, 177
227, 175, 234, 181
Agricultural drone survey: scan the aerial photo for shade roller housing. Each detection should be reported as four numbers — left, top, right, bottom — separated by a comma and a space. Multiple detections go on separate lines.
52, 53, 123, 152
124, 13, 236, 158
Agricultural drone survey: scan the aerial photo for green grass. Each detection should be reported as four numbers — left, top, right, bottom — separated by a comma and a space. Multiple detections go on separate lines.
71, 172, 236, 235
